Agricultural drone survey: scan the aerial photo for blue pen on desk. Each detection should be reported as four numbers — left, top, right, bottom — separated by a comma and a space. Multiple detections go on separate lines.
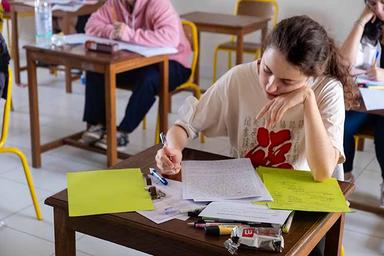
149, 168, 168, 185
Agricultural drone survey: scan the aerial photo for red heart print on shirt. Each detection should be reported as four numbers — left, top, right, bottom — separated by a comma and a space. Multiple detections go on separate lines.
245, 127, 293, 169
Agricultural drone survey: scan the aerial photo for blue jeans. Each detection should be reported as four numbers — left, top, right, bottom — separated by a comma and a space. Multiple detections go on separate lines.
83, 60, 191, 133
343, 110, 384, 179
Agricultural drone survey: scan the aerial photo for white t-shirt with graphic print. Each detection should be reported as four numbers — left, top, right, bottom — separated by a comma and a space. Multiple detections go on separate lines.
175, 61, 345, 179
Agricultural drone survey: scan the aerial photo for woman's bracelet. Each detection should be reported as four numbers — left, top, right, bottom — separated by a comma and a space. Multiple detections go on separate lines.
355, 20, 366, 29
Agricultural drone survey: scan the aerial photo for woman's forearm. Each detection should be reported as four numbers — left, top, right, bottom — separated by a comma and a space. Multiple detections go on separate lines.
340, 22, 364, 66
166, 125, 189, 151
303, 91, 339, 181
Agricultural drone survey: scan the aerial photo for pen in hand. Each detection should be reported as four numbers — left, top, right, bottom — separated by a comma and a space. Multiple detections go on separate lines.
160, 132, 175, 170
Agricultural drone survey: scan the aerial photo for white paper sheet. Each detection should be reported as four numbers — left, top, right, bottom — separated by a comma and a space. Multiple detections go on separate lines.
63, 33, 178, 57
181, 159, 272, 202
359, 87, 384, 110
199, 201, 292, 225
137, 178, 206, 224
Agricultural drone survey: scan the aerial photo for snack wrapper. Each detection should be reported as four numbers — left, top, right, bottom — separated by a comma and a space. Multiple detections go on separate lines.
224, 226, 284, 254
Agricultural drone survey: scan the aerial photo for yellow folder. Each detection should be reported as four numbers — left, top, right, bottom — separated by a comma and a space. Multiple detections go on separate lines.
67, 168, 154, 217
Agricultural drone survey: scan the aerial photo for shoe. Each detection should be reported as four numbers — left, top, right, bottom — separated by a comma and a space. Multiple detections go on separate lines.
95, 131, 129, 150
344, 172, 355, 183
80, 124, 105, 144
380, 183, 384, 208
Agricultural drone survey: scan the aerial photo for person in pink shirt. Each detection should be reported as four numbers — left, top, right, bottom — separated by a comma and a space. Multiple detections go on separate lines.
81, 0, 192, 149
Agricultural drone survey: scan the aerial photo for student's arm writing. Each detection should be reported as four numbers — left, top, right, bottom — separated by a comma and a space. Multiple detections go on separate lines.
340, 6, 375, 66
156, 125, 188, 175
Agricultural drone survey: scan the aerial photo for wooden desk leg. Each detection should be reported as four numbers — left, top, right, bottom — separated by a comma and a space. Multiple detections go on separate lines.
53, 208, 76, 256
105, 66, 117, 167
62, 15, 73, 94
11, 10, 21, 85
27, 52, 42, 168
324, 213, 345, 256
159, 57, 169, 134
65, 66, 72, 93
235, 33, 244, 65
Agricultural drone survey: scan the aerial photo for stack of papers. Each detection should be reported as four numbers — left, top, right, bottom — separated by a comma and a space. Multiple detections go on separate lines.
199, 201, 292, 225
181, 159, 272, 202
257, 167, 350, 212
67, 169, 154, 217
63, 33, 178, 57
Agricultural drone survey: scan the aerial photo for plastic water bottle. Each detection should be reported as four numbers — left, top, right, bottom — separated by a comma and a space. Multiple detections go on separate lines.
34, 0, 52, 46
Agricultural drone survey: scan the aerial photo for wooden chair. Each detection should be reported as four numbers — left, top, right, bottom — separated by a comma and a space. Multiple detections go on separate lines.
212, 0, 279, 82
0, 67, 43, 220
152, 20, 203, 144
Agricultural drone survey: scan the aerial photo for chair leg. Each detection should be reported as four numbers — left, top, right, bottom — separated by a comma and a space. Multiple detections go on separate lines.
10, 97, 14, 112
255, 48, 261, 59
227, 51, 232, 70
355, 136, 365, 151
199, 132, 205, 143
212, 47, 219, 83
1, 147, 43, 220
155, 114, 160, 144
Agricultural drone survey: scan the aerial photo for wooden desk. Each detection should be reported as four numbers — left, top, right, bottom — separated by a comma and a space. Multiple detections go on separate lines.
25, 45, 169, 168
45, 145, 354, 256
181, 11, 269, 83
9, 1, 105, 87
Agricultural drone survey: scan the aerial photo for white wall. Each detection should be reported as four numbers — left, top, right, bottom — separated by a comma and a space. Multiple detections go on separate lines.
9, 0, 366, 79
171, 0, 366, 78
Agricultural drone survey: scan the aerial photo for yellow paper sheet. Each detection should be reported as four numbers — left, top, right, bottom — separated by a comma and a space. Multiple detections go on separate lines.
67, 168, 154, 217
257, 167, 350, 212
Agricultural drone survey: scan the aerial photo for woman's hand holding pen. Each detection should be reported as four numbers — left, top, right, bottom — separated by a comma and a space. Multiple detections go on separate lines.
155, 146, 182, 175
366, 66, 384, 81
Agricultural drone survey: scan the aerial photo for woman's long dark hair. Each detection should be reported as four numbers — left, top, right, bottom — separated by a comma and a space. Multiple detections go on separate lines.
364, 0, 384, 45
263, 15, 357, 109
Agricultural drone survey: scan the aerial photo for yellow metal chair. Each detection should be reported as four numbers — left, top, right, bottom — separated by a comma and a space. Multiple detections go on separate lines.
0, 67, 43, 220
354, 126, 374, 151
212, 0, 279, 82
152, 20, 203, 144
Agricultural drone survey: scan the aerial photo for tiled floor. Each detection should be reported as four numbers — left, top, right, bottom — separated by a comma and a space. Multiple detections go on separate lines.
0, 67, 383, 256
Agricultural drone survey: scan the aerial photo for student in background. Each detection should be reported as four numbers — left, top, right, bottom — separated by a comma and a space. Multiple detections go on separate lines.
156, 15, 357, 184
81, 0, 191, 149
340, 0, 384, 207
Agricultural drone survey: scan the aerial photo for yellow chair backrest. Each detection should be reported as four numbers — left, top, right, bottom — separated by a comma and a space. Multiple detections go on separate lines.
0, 66, 12, 147
235, 0, 279, 27
181, 20, 198, 84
